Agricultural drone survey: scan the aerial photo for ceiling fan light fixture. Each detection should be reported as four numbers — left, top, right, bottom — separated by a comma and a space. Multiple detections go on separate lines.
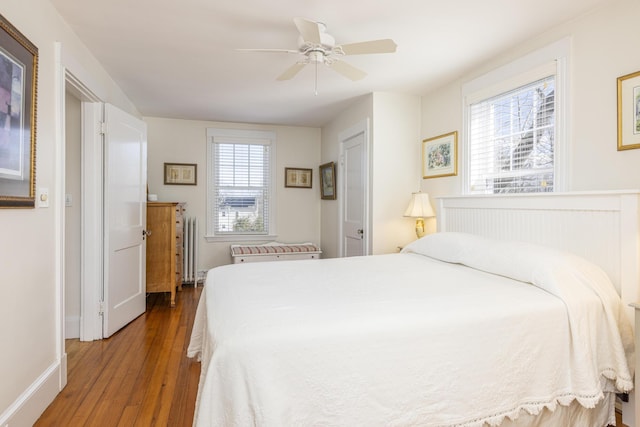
308, 51, 325, 63
297, 32, 336, 52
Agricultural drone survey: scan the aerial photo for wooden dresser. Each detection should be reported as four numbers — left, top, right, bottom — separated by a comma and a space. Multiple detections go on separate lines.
146, 202, 185, 307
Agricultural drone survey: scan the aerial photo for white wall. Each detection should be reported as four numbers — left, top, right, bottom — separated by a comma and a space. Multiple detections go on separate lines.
371, 92, 421, 254
0, 1, 139, 424
144, 117, 321, 269
420, 0, 640, 204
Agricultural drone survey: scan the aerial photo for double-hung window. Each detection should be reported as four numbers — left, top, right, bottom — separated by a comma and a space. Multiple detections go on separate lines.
206, 128, 276, 240
463, 39, 569, 194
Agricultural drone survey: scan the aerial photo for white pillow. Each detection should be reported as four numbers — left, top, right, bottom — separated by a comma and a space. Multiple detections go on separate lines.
401, 232, 604, 294
401, 232, 483, 264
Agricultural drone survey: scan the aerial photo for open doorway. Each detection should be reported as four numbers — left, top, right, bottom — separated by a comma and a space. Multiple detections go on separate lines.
64, 90, 82, 339
63, 74, 148, 344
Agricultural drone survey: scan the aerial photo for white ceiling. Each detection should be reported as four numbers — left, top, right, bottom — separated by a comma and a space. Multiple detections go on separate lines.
50, 0, 610, 127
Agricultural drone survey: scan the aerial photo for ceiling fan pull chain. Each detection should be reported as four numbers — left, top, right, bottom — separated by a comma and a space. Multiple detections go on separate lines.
314, 60, 319, 96
313, 61, 318, 96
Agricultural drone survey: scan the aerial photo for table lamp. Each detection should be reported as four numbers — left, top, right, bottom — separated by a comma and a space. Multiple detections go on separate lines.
404, 192, 435, 238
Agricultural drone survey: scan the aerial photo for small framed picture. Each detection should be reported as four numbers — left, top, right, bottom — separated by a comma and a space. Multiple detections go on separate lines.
422, 131, 458, 179
285, 167, 312, 188
617, 70, 640, 151
164, 163, 197, 185
319, 162, 336, 200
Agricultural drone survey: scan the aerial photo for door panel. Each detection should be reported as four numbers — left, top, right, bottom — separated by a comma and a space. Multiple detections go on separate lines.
103, 103, 147, 337
342, 132, 366, 257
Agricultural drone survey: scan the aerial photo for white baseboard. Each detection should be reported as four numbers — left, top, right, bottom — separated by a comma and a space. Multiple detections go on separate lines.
65, 315, 80, 339
0, 360, 62, 426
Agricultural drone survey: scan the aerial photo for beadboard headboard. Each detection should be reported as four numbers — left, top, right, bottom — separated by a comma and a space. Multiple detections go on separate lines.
438, 191, 640, 316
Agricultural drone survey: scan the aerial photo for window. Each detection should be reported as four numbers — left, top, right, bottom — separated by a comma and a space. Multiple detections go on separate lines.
468, 75, 555, 193
462, 38, 569, 194
206, 128, 276, 240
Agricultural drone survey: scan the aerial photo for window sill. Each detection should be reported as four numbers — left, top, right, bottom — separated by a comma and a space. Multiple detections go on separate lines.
204, 234, 278, 243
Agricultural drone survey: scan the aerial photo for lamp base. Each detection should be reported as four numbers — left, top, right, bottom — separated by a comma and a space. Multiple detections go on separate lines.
415, 218, 426, 238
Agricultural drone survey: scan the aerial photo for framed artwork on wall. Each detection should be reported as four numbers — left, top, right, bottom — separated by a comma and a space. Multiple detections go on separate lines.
319, 162, 336, 200
422, 131, 458, 179
0, 13, 39, 208
285, 167, 312, 188
617, 70, 640, 151
164, 162, 197, 185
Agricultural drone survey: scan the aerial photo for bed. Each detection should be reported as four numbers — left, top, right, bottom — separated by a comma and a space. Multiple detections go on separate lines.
188, 191, 639, 427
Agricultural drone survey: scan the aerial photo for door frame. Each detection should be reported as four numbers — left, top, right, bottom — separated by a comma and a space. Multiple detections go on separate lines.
56, 43, 107, 346
338, 118, 371, 257
79, 101, 104, 341
65, 79, 103, 342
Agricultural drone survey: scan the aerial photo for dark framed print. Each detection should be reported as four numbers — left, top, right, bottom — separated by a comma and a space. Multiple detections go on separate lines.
164, 162, 197, 185
285, 167, 312, 188
0, 14, 38, 208
319, 162, 336, 200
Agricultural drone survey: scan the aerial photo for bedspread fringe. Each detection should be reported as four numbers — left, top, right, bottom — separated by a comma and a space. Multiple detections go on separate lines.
467, 375, 627, 427
601, 368, 634, 394
478, 398, 585, 427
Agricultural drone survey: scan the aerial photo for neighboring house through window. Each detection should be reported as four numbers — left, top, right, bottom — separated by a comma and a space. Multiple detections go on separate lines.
462, 38, 569, 194
206, 128, 276, 241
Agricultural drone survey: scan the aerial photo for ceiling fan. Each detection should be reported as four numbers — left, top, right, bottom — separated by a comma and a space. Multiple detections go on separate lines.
238, 17, 397, 85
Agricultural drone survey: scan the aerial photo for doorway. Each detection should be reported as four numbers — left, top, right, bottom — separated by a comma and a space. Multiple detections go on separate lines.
64, 90, 82, 339
62, 71, 147, 342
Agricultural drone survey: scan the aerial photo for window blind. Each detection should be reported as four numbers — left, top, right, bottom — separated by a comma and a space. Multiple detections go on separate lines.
468, 75, 555, 194
212, 140, 271, 234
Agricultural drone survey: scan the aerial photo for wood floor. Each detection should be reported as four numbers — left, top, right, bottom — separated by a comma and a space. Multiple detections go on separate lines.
35, 285, 202, 427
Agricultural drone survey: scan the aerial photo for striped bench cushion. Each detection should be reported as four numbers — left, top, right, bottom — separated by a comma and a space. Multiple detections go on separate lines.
231, 243, 321, 256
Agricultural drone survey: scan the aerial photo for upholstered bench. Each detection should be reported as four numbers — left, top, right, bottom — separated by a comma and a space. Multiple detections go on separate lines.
231, 242, 322, 264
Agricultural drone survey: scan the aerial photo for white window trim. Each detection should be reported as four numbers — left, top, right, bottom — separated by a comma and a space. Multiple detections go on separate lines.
461, 37, 571, 194
205, 128, 277, 242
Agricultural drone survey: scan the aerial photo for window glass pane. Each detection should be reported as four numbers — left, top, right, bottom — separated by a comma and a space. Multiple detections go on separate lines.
468, 75, 555, 194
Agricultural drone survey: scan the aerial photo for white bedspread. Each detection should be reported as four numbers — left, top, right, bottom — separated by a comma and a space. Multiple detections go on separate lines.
187, 234, 634, 427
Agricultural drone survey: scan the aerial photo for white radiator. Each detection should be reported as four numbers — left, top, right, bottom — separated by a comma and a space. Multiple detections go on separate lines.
183, 217, 199, 285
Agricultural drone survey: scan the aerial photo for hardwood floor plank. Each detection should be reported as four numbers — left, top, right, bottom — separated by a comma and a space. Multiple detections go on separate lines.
85, 316, 153, 426
134, 303, 184, 425
35, 286, 202, 427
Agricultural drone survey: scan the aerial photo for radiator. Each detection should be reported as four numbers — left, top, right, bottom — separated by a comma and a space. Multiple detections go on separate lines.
182, 217, 199, 285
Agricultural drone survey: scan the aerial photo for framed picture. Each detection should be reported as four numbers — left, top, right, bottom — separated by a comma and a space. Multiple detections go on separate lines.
164, 162, 197, 185
319, 162, 336, 200
422, 131, 458, 179
617, 70, 640, 151
285, 167, 312, 188
0, 14, 38, 208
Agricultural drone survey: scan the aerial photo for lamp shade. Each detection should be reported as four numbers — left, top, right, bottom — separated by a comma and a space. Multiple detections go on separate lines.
404, 192, 435, 218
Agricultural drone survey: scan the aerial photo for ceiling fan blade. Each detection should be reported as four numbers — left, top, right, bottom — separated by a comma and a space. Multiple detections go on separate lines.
328, 60, 367, 81
237, 48, 299, 54
293, 17, 321, 44
277, 62, 307, 81
339, 39, 397, 55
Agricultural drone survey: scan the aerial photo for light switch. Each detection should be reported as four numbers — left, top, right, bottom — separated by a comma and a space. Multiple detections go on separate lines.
65, 193, 72, 207
38, 187, 49, 208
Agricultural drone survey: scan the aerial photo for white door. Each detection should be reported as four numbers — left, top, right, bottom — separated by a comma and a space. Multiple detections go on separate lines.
340, 121, 369, 257
103, 104, 147, 337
